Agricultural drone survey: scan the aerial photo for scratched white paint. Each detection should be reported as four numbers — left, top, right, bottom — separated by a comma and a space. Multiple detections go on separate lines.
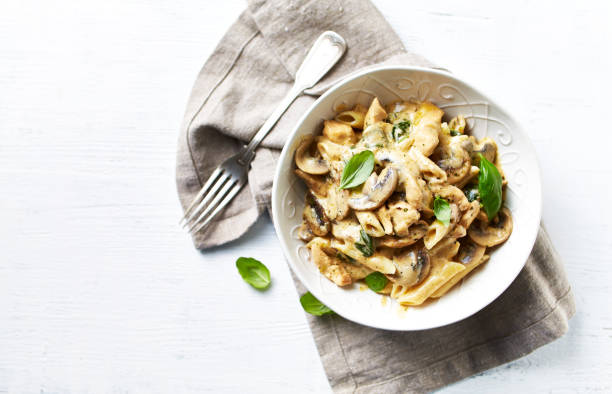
0, 0, 611, 393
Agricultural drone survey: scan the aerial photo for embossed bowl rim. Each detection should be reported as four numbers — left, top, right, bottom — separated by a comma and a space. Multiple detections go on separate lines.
271, 65, 542, 331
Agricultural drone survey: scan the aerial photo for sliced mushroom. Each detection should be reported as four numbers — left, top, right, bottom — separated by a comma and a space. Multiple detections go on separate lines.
470, 137, 498, 165
456, 240, 486, 266
294, 169, 328, 196
386, 247, 431, 287
295, 136, 329, 175
433, 135, 472, 184
302, 194, 330, 237
468, 207, 513, 247
297, 223, 314, 242
348, 167, 398, 211
378, 220, 428, 248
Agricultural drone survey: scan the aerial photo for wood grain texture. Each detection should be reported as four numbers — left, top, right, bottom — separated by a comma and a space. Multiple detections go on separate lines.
1, 0, 611, 392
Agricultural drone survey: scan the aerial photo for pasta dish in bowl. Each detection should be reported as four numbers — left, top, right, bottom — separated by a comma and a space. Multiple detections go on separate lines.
294, 98, 512, 306
271, 66, 541, 330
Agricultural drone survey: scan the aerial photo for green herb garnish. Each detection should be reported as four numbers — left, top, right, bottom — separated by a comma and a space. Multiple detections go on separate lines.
450, 129, 460, 136
300, 292, 334, 316
236, 257, 271, 290
364, 272, 388, 292
336, 252, 356, 263
354, 229, 375, 257
391, 120, 411, 141
433, 196, 451, 226
339, 150, 375, 189
477, 154, 503, 220
464, 186, 480, 202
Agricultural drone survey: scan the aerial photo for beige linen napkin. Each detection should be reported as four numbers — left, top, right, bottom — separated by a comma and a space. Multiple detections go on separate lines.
175, 0, 575, 392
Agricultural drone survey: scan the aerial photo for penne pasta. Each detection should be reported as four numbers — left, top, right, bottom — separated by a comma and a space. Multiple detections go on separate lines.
391, 257, 465, 306
363, 97, 387, 129
355, 211, 386, 237
408, 148, 448, 183
424, 220, 451, 249
316, 137, 350, 162
322, 119, 357, 145
430, 254, 490, 298
375, 204, 394, 235
335, 110, 365, 129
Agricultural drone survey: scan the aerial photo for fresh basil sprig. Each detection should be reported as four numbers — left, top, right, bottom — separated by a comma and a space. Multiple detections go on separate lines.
364, 272, 388, 292
477, 154, 503, 220
355, 229, 375, 257
236, 257, 271, 290
339, 150, 375, 189
300, 292, 334, 316
433, 196, 451, 226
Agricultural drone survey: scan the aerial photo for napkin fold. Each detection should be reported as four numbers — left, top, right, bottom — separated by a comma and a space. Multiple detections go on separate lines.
175, 0, 575, 392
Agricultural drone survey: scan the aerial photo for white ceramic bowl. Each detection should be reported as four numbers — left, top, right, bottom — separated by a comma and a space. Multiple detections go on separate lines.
271, 66, 541, 331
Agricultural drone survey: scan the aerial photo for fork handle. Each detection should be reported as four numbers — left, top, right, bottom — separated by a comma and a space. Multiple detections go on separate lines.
238, 85, 303, 165
238, 31, 346, 166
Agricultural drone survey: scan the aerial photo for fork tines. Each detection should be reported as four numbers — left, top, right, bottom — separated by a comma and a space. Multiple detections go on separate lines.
180, 168, 243, 234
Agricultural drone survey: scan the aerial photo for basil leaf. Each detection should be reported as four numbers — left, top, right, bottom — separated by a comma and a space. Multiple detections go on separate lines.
364, 272, 388, 292
339, 150, 375, 189
478, 154, 503, 220
433, 196, 451, 226
450, 129, 460, 136
236, 257, 271, 290
354, 229, 374, 257
354, 243, 371, 257
300, 292, 333, 316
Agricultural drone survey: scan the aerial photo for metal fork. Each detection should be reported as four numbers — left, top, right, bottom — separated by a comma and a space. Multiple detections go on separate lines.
181, 31, 347, 234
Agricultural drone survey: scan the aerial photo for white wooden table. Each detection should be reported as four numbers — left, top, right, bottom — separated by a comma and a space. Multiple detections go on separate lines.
1, 1, 611, 392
